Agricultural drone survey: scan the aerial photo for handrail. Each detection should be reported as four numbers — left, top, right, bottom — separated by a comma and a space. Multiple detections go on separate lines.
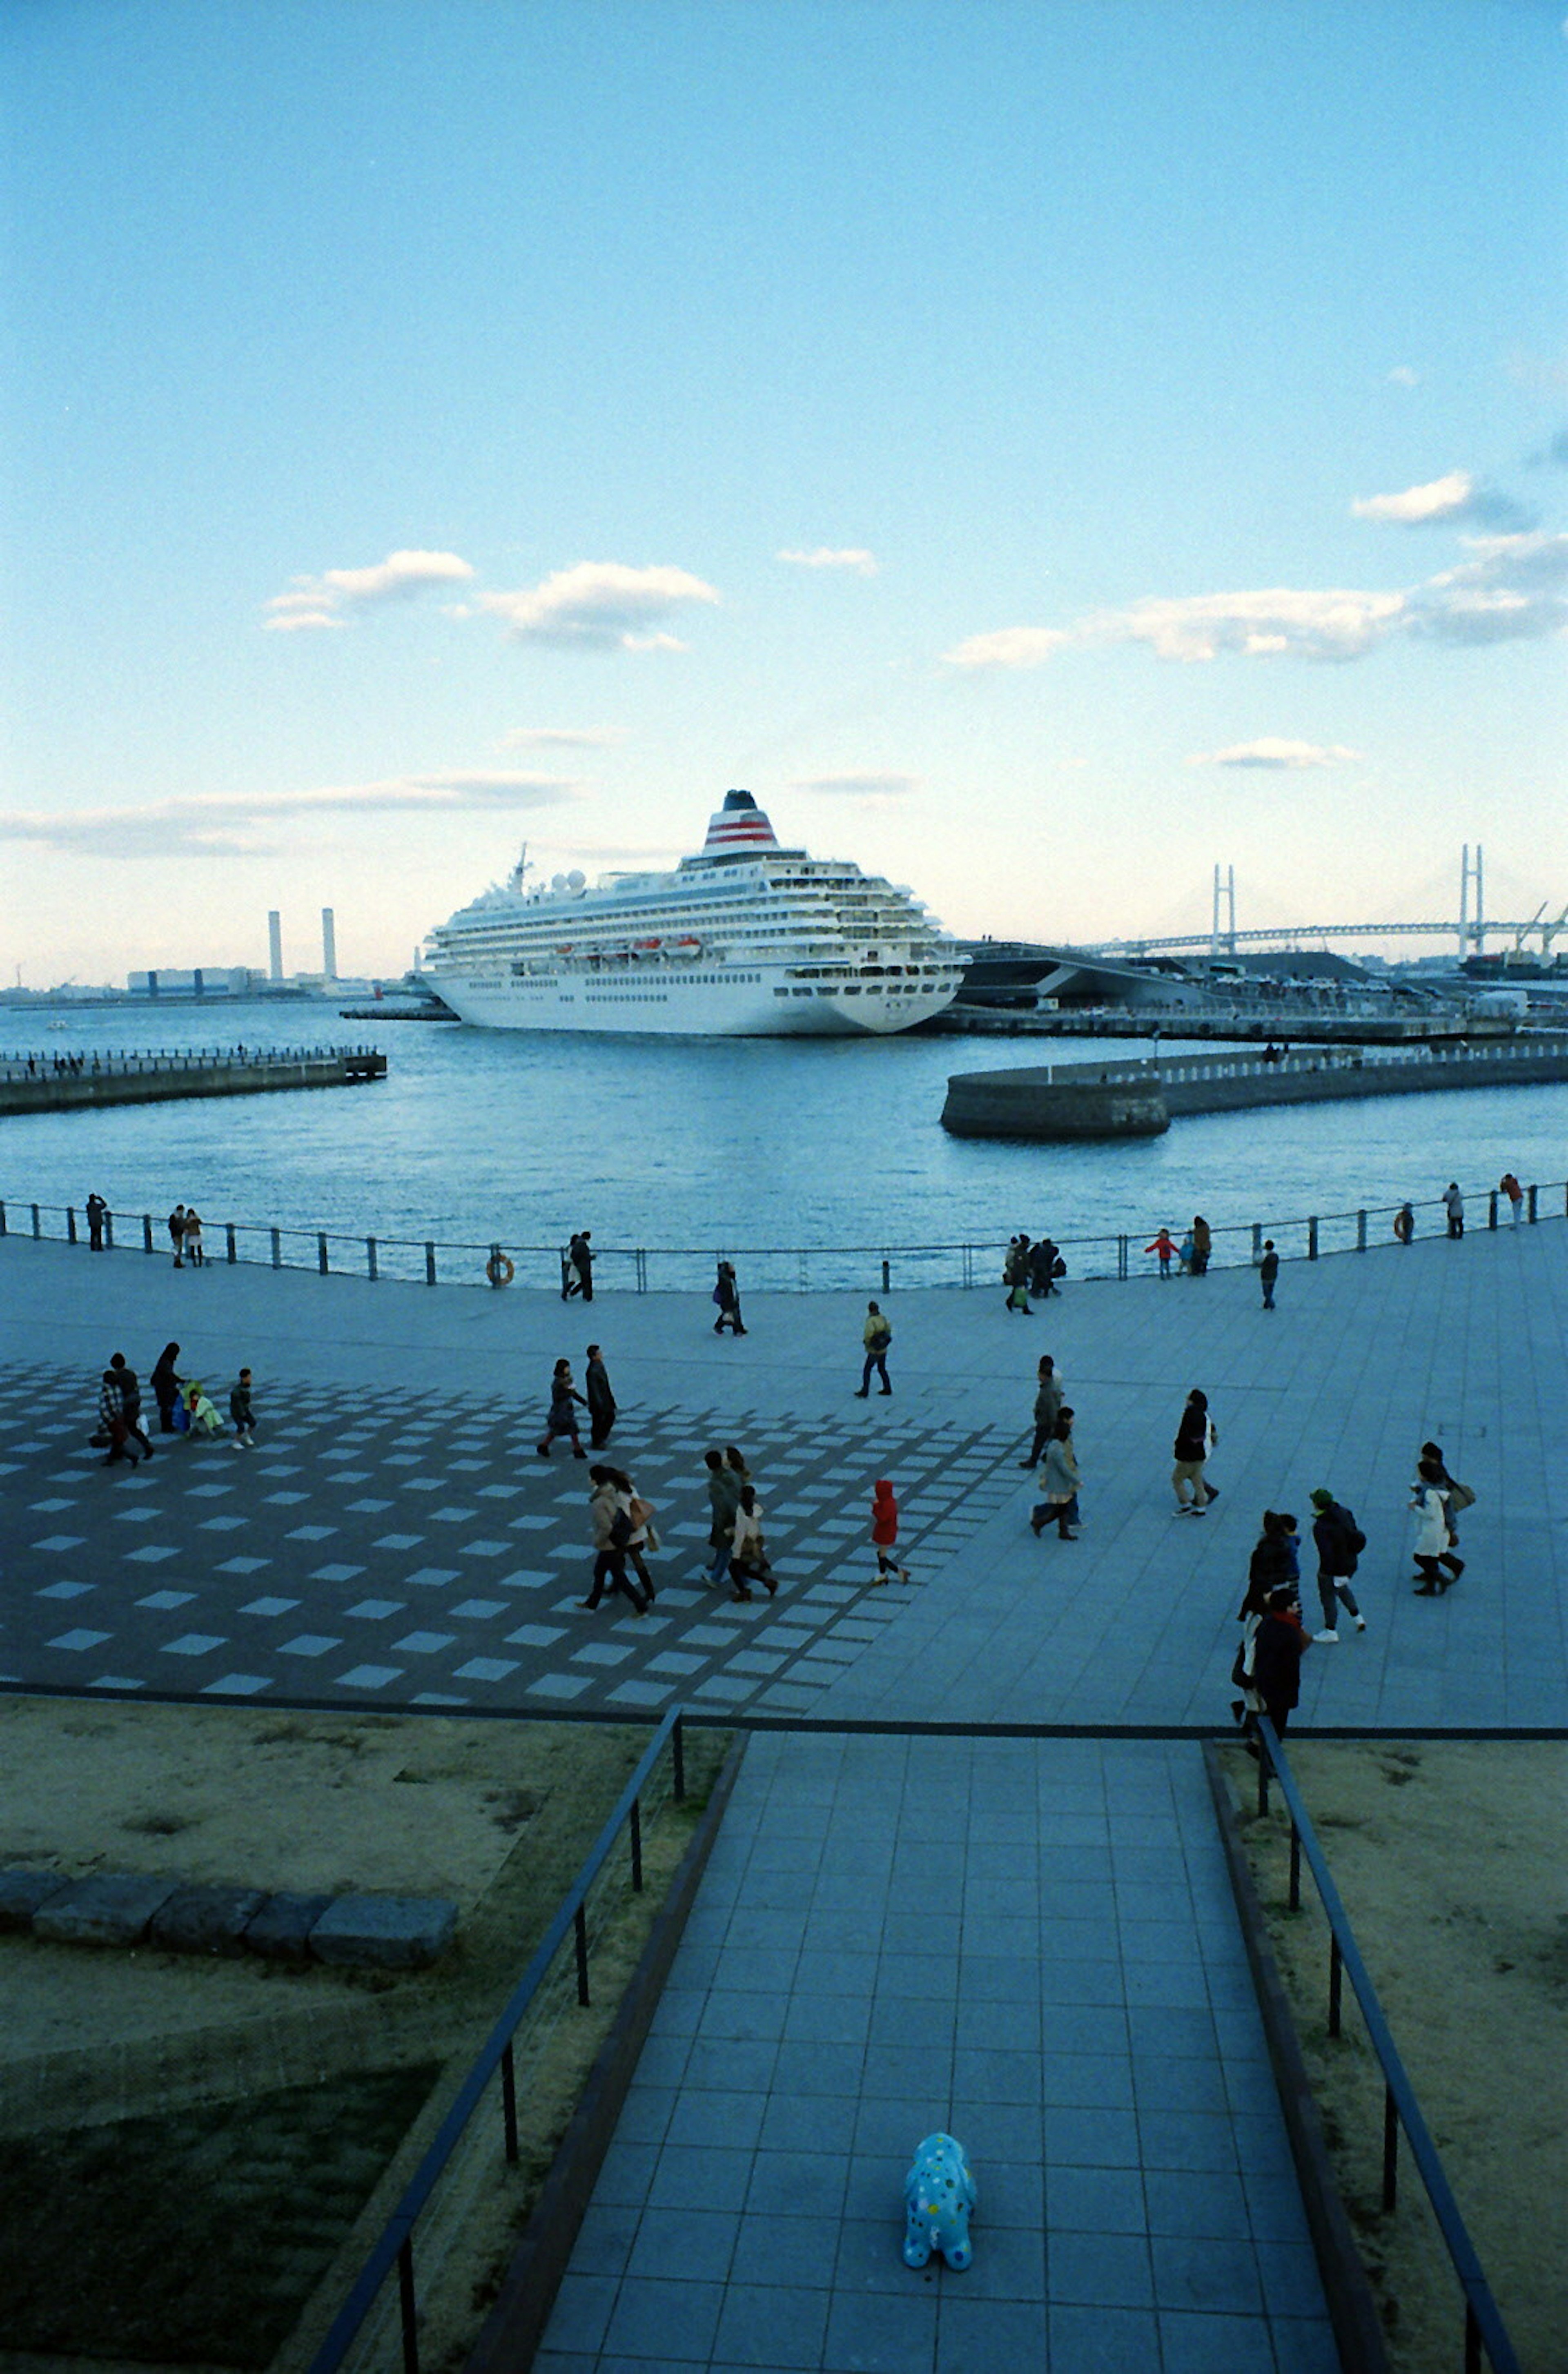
307, 1704, 688, 2374
1254, 1719, 1520, 2374
1, 1177, 1563, 1290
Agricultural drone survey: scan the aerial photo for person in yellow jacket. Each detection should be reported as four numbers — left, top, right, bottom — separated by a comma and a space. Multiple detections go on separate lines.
855, 1301, 893, 1397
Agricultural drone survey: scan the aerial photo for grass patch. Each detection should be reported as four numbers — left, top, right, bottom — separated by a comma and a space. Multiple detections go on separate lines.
0, 2064, 439, 2368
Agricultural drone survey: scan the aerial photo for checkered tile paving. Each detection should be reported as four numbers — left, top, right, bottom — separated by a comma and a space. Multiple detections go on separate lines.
0, 1367, 1020, 1714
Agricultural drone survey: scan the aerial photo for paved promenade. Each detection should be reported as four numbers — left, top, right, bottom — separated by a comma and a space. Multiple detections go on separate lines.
2, 1217, 1563, 1726
2, 1220, 1559, 2370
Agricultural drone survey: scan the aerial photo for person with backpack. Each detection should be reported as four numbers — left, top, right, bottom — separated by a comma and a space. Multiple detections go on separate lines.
856, 1301, 893, 1396
1308, 1489, 1367, 1641
107, 1352, 154, 1461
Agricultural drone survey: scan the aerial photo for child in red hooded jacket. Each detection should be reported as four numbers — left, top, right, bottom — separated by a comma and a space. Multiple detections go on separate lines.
871, 1480, 910, 1585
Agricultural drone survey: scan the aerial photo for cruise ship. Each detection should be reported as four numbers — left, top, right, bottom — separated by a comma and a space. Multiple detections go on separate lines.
423, 791, 964, 1035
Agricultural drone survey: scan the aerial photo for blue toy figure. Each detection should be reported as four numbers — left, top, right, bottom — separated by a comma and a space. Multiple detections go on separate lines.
902, 2132, 977, 2270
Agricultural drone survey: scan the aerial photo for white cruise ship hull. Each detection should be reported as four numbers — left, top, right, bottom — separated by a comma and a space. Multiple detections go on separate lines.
436, 966, 956, 1036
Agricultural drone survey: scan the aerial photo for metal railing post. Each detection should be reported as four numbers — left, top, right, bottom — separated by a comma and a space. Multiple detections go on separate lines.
574, 1903, 590, 2006
1356, 1209, 1366, 1251
636, 1247, 647, 1293
105, 1210, 115, 1249
673, 1711, 686, 1803
143, 1214, 153, 1254
489, 1241, 503, 1289
226, 1222, 237, 1264
66, 1206, 77, 1244
500, 2042, 519, 2165
630, 1797, 643, 1892
1488, 1191, 1497, 1229
1382, 2084, 1399, 2212
1252, 1221, 1262, 1260
1528, 1183, 1538, 1222
0, 1201, 7, 1237
367, 1237, 379, 1281
1288, 1823, 1301, 1912
1328, 1933, 1343, 2038
397, 2237, 419, 2374
1307, 1216, 1319, 1260
1117, 1234, 1128, 1280
881, 1256, 891, 1292
317, 1232, 329, 1275
270, 1227, 282, 1269
425, 1241, 437, 1285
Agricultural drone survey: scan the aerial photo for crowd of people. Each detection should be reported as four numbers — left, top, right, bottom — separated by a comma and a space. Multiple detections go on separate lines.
91, 1340, 255, 1465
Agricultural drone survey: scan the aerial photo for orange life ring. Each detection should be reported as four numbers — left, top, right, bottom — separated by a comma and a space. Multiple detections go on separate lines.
486, 1251, 515, 1287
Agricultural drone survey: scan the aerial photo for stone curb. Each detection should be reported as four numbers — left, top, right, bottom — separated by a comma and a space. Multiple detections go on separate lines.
0, 1866, 458, 1971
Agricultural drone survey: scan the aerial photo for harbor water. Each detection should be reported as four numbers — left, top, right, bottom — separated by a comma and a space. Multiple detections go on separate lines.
2, 1000, 1565, 1288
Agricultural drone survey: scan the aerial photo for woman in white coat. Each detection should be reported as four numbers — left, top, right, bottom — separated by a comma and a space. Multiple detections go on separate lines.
1410, 1458, 1464, 1594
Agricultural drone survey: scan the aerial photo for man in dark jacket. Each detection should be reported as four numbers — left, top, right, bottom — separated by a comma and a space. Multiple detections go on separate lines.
1309, 1488, 1366, 1643
1251, 1586, 1310, 1739
1259, 1239, 1279, 1309
568, 1230, 594, 1301
584, 1345, 617, 1448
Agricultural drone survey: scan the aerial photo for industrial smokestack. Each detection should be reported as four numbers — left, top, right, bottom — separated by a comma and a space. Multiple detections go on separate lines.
321, 907, 337, 980
267, 911, 283, 983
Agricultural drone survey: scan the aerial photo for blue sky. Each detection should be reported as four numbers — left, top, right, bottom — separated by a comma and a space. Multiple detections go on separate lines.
3, 0, 1565, 982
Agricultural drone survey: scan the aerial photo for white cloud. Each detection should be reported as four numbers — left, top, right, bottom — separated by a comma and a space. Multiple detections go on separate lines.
499, 726, 627, 749
0, 772, 579, 859
264, 548, 474, 630
1385, 366, 1421, 388
944, 591, 1404, 669
1352, 471, 1475, 523
777, 546, 879, 576
479, 561, 719, 648
790, 771, 920, 797
1186, 739, 1362, 769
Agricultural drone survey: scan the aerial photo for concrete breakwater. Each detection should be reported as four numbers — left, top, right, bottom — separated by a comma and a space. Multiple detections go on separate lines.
941, 1032, 1568, 1140
0, 1045, 386, 1117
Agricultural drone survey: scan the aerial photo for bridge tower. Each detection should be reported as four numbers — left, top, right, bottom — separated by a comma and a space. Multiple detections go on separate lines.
1459, 845, 1486, 956
1210, 864, 1236, 958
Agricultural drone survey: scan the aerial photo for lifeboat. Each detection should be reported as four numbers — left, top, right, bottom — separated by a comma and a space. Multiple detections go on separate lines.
634, 937, 663, 950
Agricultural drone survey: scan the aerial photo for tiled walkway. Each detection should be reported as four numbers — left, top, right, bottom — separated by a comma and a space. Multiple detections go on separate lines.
536, 1733, 1337, 2372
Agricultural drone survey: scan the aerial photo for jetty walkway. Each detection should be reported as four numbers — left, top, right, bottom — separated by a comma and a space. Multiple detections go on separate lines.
942, 1031, 1568, 1139
0, 1044, 385, 1117
2, 1219, 1559, 2370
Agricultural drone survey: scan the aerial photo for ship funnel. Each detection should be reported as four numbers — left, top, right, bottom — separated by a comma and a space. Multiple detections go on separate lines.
700, 789, 780, 855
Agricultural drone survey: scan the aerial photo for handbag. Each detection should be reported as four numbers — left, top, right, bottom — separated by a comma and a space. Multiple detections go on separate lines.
1447, 1479, 1476, 1511
628, 1495, 655, 1529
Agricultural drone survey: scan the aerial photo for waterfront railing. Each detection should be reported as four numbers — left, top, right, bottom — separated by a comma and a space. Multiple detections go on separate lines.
1, 1179, 1562, 1295
0, 1044, 377, 1081
1248, 1719, 1521, 2374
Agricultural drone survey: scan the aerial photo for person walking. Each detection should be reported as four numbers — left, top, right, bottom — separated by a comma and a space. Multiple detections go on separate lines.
1442, 1182, 1465, 1239
96, 1366, 140, 1467
229, 1367, 257, 1450
1250, 1585, 1311, 1743
580, 1467, 648, 1615
869, 1478, 909, 1583
1394, 1202, 1414, 1245
107, 1352, 154, 1460
1499, 1170, 1524, 1225
1019, 1354, 1065, 1467
728, 1482, 777, 1599
1172, 1390, 1218, 1514
1410, 1458, 1465, 1593
1003, 1236, 1033, 1314
1030, 1414, 1081, 1540
85, 1192, 108, 1251
856, 1302, 893, 1396
1308, 1488, 1366, 1641
167, 1203, 187, 1267
537, 1359, 588, 1458
584, 1345, 617, 1448
183, 1207, 206, 1267
702, 1447, 742, 1589
568, 1229, 595, 1300
1232, 1520, 1293, 1729
1190, 1215, 1212, 1276
1258, 1240, 1279, 1310
1145, 1227, 1177, 1280
608, 1465, 658, 1600
713, 1259, 746, 1335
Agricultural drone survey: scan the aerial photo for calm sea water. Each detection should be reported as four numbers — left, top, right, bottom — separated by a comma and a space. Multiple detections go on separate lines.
3, 1000, 1565, 1289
